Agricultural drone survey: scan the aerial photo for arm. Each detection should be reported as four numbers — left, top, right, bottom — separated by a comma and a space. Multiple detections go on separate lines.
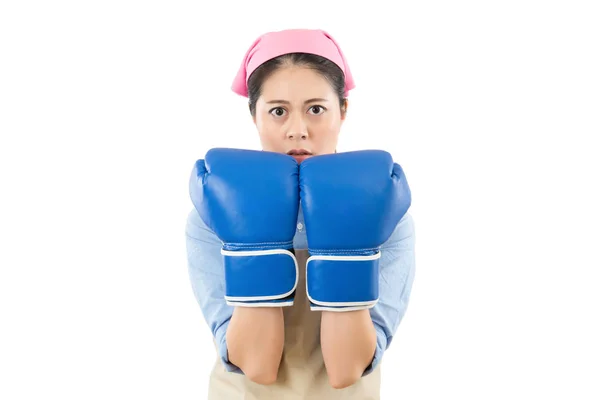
185, 209, 284, 385
320, 309, 377, 389
320, 212, 417, 388
227, 307, 284, 385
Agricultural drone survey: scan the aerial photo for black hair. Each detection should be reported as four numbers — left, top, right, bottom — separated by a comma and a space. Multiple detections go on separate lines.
246, 52, 347, 117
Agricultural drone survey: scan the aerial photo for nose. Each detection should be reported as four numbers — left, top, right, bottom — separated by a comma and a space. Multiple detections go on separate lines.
287, 131, 308, 140
286, 113, 308, 140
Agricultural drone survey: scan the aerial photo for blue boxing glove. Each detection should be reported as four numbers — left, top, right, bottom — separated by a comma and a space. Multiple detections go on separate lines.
189, 148, 299, 307
299, 150, 411, 311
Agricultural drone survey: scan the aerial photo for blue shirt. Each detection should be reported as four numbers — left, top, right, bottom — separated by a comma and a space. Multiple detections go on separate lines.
184, 205, 416, 376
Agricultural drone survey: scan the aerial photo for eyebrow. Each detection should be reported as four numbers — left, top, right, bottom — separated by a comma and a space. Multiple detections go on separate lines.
265, 98, 329, 105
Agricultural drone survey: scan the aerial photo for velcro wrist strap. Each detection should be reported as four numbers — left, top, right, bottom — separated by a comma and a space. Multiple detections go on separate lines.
222, 249, 298, 302
306, 253, 380, 308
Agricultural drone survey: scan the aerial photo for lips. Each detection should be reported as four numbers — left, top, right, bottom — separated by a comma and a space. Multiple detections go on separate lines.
287, 149, 313, 163
287, 149, 312, 156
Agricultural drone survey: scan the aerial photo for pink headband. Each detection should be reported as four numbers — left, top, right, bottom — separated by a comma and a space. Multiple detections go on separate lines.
231, 29, 355, 98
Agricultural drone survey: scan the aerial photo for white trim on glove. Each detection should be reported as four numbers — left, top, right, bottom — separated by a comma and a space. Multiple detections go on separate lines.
221, 248, 298, 304
306, 253, 381, 309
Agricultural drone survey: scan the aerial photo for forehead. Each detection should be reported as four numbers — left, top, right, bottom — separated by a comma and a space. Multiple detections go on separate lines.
260, 66, 335, 100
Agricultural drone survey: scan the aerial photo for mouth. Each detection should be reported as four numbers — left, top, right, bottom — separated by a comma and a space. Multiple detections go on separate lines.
287, 149, 313, 163
287, 149, 313, 156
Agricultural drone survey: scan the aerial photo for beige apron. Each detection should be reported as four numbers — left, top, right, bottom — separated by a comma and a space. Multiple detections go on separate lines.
206, 249, 381, 399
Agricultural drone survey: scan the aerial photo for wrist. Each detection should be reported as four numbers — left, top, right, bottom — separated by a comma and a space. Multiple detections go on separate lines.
223, 248, 298, 306
306, 253, 380, 311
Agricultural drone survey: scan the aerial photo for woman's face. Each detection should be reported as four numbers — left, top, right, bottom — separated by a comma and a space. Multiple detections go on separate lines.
253, 66, 347, 163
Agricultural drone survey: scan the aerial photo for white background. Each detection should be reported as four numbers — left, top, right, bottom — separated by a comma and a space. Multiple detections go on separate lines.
1, 1, 599, 399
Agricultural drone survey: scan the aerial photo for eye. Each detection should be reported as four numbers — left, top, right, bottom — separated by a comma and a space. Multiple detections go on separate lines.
308, 105, 325, 115
269, 107, 287, 117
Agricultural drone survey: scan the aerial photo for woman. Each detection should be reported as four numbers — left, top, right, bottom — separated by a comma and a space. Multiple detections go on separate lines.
185, 28, 416, 399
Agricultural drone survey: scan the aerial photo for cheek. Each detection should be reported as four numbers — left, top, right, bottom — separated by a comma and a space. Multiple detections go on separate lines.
311, 115, 341, 142
257, 116, 279, 138
255, 115, 284, 150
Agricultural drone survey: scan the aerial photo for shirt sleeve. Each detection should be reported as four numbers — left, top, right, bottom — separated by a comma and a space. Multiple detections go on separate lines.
185, 208, 243, 374
363, 211, 416, 376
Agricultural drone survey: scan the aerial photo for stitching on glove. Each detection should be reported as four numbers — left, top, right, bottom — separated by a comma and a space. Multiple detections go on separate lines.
223, 241, 294, 251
